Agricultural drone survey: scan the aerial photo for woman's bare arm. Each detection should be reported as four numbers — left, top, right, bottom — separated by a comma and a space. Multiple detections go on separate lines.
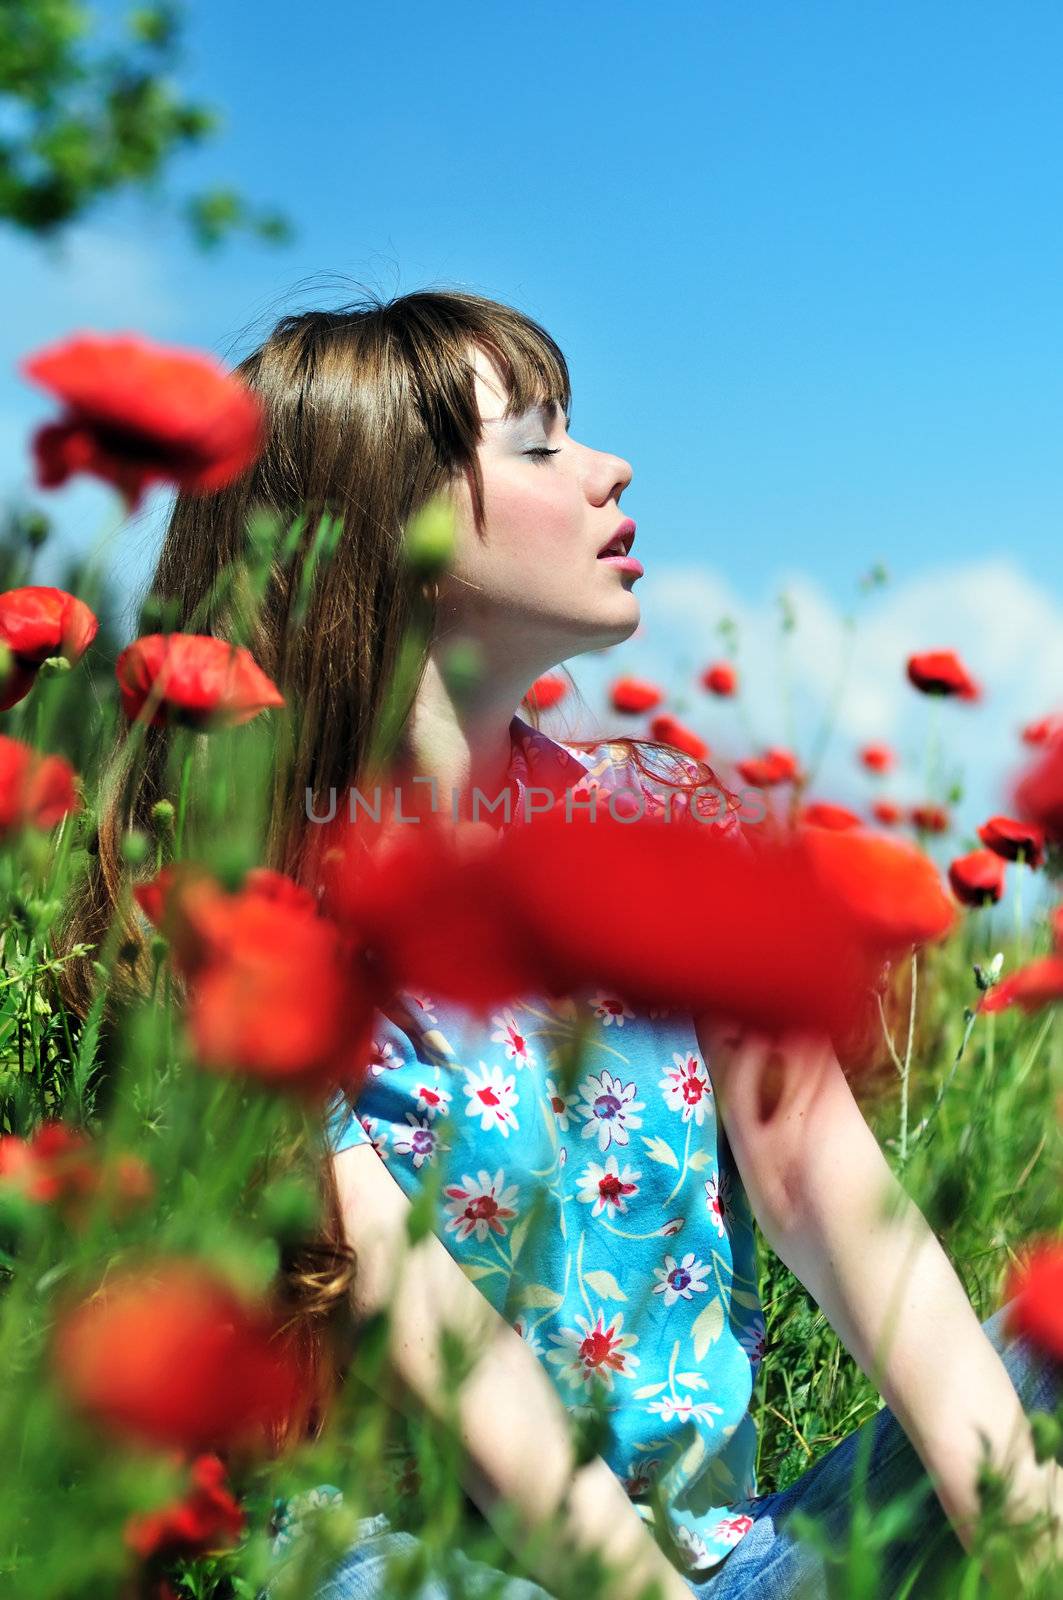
332, 1143, 694, 1600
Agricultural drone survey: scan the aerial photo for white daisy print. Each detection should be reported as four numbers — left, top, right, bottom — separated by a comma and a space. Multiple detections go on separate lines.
646, 1393, 724, 1426
546, 1308, 641, 1393
704, 1175, 726, 1237
392, 1113, 448, 1169
589, 992, 636, 1028
490, 1009, 536, 1068
358, 1115, 389, 1159
652, 1252, 711, 1307
673, 1521, 712, 1570
414, 1079, 452, 1120
544, 1075, 575, 1131
738, 1316, 767, 1368
367, 1036, 401, 1077
576, 1154, 641, 1219
463, 1061, 519, 1136
442, 1169, 519, 1243
512, 1316, 545, 1359
659, 1052, 713, 1126
577, 1069, 645, 1153
406, 993, 438, 1026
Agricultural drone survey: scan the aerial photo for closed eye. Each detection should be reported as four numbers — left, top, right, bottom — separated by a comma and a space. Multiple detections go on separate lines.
524, 447, 562, 462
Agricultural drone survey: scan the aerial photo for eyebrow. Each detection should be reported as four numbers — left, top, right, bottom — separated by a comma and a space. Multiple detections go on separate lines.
485, 400, 570, 431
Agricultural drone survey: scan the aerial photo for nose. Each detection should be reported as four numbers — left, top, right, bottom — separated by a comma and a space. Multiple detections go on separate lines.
588, 447, 633, 508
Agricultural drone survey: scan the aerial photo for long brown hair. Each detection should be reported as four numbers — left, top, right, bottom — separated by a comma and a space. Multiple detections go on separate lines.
53, 286, 735, 1453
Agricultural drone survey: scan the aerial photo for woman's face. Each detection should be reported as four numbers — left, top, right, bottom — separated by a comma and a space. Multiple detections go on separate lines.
437, 347, 640, 671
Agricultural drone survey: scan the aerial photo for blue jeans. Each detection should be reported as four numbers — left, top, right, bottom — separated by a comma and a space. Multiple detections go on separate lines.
287, 1304, 1059, 1600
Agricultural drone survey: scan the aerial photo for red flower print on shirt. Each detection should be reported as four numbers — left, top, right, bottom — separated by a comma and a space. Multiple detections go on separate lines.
490, 1008, 536, 1067
358, 1116, 389, 1159
546, 1308, 641, 1393
576, 1154, 641, 1219
442, 1169, 520, 1243
414, 1080, 452, 1120
590, 992, 636, 1027
709, 1513, 755, 1546
660, 1053, 713, 1126
462, 1062, 520, 1136
622, 1457, 664, 1496
545, 1075, 575, 1131
576, 1070, 645, 1153
704, 1175, 726, 1237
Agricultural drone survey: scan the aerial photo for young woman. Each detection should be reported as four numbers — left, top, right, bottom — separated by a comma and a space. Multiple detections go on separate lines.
58, 290, 1060, 1600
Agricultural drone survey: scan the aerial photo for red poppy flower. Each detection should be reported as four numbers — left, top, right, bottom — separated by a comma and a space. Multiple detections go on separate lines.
115, 634, 284, 729
1052, 904, 1063, 952
801, 827, 957, 951
947, 849, 1007, 908
976, 815, 1045, 869
134, 864, 317, 931
859, 742, 895, 774
0, 1121, 154, 1228
147, 872, 374, 1100
51, 1258, 312, 1454
1011, 731, 1063, 845
524, 674, 567, 711
20, 333, 267, 516
0, 735, 79, 836
1021, 713, 1063, 747
0, 586, 99, 711
909, 803, 950, 834
1004, 1243, 1063, 1360
798, 802, 863, 831
648, 714, 709, 761
906, 650, 981, 700
609, 676, 664, 715
124, 1453, 245, 1562
735, 747, 800, 788
871, 800, 903, 826
700, 662, 737, 697
329, 807, 953, 1048
980, 956, 1063, 1015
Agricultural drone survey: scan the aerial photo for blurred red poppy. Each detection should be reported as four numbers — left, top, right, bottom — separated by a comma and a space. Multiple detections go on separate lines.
0, 586, 99, 711
909, 803, 950, 834
609, 676, 664, 714
871, 800, 903, 826
328, 807, 954, 1049
1011, 731, 1063, 845
1052, 905, 1063, 951
524, 674, 567, 711
1021, 713, 1063, 747
1004, 1242, 1063, 1360
20, 333, 266, 515
141, 870, 374, 1101
700, 662, 737, 697
0, 1121, 154, 1228
948, 849, 1007, 908
798, 802, 863, 831
649, 714, 709, 760
0, 735, 79, 836
124, 1453, 245, 1562
52, 1258, 312, 1454
858, 742, 895, 774
976, 815, 1045, 869
981, 957, 1063, 1015
906, 650, 981, 700
115, 634, 284, 729
735, 747, 799, 788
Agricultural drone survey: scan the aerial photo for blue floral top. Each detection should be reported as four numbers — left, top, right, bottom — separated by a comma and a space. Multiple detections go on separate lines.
284, 717, 765, 1576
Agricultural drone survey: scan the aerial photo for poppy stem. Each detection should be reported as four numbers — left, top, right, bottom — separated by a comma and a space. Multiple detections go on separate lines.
174, 743, 194, 858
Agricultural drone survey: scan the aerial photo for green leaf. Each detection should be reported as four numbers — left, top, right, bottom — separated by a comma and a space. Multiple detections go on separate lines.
517, 1283, 564, 1310
692, 1297, 724, 1360
641, 1135, 679, 1169
584, 1269, 627, 1302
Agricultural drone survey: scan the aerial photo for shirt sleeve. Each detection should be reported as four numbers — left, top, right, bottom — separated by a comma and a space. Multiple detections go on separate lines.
323, 1083, 373, 1155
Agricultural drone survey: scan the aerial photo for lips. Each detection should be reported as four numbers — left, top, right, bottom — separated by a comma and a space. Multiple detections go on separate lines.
597, 517, 637, 558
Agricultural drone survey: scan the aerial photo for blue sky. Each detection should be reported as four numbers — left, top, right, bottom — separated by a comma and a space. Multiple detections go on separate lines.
1, 0, 1061, 910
